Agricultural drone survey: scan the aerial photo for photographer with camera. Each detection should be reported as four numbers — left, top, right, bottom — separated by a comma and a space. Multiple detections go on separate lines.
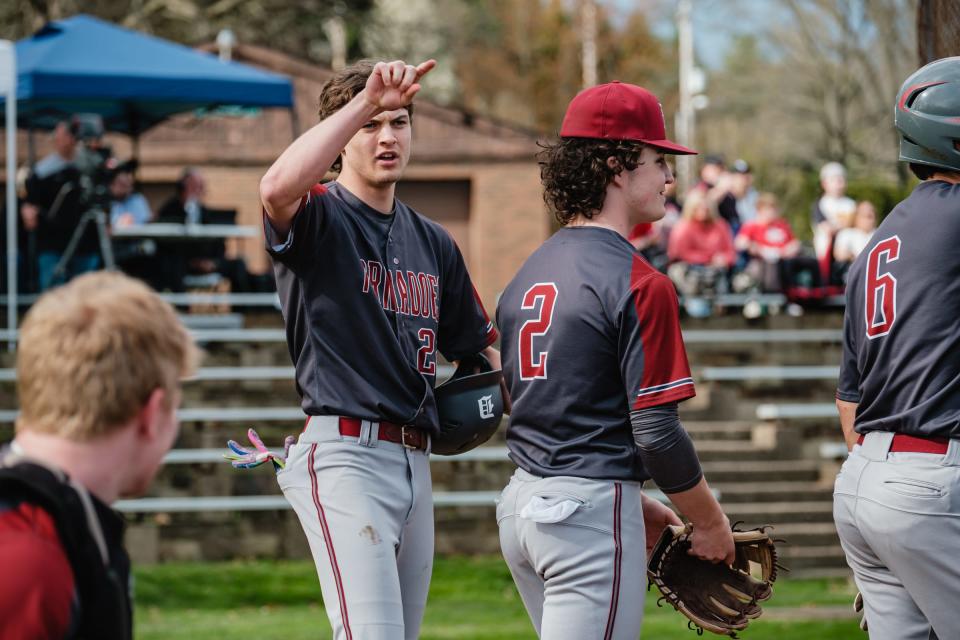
22, 117, 114, 291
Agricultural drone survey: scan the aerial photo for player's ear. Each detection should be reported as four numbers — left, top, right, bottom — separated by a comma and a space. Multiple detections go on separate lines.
135, 388, 166, 441
607, 156, 626, 187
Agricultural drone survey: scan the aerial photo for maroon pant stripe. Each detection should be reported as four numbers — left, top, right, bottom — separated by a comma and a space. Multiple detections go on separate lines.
603, 482, 623, 640
308, 443, 353, 640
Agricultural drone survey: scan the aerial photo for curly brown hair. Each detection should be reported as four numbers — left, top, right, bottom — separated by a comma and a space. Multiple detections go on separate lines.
539, 138, 647, 226
318, 60, 416, 173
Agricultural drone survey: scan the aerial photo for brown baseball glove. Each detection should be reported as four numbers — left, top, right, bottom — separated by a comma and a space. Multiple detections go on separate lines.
647, 523, 783, 637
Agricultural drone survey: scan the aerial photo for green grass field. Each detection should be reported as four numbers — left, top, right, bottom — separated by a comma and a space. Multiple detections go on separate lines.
134, 557, 863, 639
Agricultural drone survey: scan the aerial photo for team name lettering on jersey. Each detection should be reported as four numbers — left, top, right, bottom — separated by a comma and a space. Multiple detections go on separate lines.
361, 259, 439, 320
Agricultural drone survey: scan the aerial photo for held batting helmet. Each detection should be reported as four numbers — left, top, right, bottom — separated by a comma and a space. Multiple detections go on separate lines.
895, 56, 960, 172
431, 353, 504, 456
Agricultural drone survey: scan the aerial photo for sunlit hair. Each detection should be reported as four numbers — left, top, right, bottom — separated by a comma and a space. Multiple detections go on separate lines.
16, 272, 199, 441
317, 60, 416, 173
539, 138, 647, 226
680, 188, 718, 221
755, 192, 779, 212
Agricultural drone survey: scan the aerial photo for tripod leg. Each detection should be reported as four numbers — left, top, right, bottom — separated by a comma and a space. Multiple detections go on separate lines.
52, 211, 94, 281
94, 209, 116, 270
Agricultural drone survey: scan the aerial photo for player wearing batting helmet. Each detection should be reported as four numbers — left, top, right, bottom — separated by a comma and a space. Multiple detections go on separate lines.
834, 56, 960, 638
258, 59, 503, 640
494, 82, 735, 639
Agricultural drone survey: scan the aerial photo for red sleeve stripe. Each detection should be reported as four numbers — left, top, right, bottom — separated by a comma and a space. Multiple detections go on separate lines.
482, 321, 499, 347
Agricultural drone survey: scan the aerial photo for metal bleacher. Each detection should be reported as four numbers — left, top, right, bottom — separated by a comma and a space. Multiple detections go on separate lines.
0, 318, 834, 551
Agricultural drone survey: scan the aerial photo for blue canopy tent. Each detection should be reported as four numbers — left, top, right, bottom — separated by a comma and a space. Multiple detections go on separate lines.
2, 14, 295, 336
6, 14, 293, 134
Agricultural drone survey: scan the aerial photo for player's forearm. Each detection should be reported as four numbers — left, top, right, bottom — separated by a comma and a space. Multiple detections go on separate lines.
665, 477, 729, 533
837, 399, 859, 451
631, 404, 703, 493
260, 93, 380, 222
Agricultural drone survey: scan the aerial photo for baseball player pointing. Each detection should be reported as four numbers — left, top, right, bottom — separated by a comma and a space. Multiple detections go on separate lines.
834, 56, 960, 639
496, 82, 734, 640
259, 60, 501, 639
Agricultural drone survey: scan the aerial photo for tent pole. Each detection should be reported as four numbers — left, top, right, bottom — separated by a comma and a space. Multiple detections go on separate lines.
27, 127, 35, 166
289, 106, 300, 140
129, 105, 140, 163
3, 42, 17, 350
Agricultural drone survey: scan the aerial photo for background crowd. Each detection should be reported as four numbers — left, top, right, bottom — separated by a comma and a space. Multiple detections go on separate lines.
9, 117, 880, 320
630, 155, 878, 318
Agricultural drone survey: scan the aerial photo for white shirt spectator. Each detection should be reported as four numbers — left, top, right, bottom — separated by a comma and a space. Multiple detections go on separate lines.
833, 227, 874, 262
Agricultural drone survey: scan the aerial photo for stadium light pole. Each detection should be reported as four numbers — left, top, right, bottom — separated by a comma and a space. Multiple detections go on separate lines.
580, 0, 598, 89
676, 0, 694, 195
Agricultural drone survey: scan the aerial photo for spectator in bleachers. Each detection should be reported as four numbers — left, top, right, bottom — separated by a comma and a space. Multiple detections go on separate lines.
811, 162, 856, 266
730, 159, 758, 225
832, 200, 878, 283
667, 189, 735, 301
736, 192, 819, 293
690, 154, 740, 233
157, 168, 252, 292
108, 163, 152, 228
628, 221, 666, 272
158, 168, 206, 226
108, 162, 160, 287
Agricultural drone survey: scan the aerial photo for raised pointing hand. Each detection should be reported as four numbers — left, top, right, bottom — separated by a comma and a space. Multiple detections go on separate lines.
364, 59, 437, 112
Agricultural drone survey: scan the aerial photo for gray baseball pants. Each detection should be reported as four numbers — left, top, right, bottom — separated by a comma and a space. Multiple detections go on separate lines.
277, 416, 434, 640
834, 430, 960, 640
497, 468, 646, 640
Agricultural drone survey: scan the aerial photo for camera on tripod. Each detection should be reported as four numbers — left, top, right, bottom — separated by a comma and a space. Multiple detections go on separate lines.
40, 113, 118, 276
68, 114, 115, 212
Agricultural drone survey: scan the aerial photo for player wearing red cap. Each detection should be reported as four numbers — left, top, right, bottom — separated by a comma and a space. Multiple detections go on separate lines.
496, 82, 734, 639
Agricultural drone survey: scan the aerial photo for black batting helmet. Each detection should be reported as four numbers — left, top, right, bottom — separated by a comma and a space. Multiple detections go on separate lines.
895, 56, 960, 173
431, 353, 504, 456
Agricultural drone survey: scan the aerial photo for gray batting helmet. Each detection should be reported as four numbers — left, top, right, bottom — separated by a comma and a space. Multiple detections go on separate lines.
895, 56, 960, 172
432, 353, 504, 456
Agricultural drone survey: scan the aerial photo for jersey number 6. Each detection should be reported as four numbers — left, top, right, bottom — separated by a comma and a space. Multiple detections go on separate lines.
865, 236, 900, 340
519, 283, 558, 380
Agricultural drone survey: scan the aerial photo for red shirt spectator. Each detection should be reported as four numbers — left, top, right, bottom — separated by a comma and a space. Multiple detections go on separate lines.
738, 218, 795, 250
667, 190, 736, 268
735, 193, 801, 260
628, 222, 657, 251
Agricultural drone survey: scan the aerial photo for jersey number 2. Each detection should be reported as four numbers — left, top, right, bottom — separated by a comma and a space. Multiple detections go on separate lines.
865, 236, 900, 339
519, 283, 558, 380
417, 328, 436, 375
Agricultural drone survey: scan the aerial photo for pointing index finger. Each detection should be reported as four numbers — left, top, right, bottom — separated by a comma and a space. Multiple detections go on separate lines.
415, 59, 437, 79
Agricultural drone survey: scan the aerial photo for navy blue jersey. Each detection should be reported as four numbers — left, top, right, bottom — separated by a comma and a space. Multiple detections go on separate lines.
264, 182, 497, 433
496, 227, 695, 481
838, 180, 960, 437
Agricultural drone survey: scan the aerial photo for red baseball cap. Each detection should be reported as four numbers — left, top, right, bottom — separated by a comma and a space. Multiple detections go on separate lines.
559, 81, 697, 155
